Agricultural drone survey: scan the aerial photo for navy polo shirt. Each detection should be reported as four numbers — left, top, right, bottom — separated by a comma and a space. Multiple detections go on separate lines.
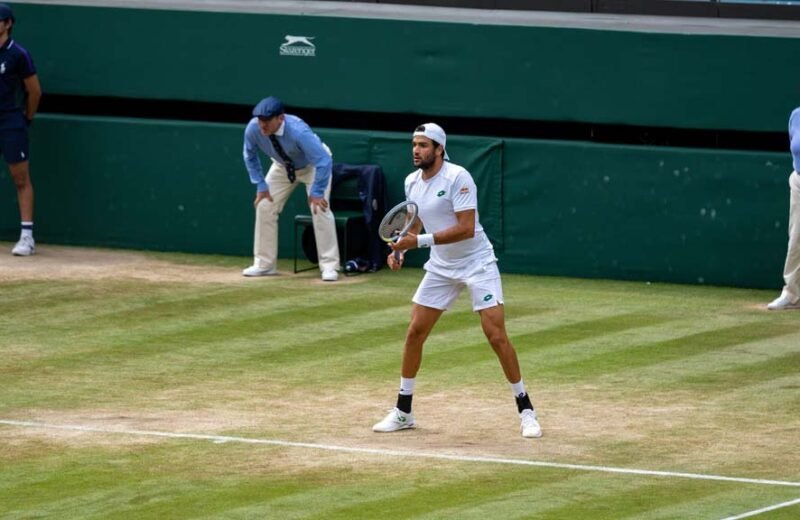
0, 38, 35, 129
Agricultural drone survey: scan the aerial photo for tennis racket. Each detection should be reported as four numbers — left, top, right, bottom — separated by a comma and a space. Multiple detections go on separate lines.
378, 200, 419, 263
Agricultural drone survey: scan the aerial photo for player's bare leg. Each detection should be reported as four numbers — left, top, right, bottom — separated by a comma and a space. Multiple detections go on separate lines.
480, 304, 542, 438
479, 304, 521, 382
374, 304, 443, 432
401, 303, 444, 378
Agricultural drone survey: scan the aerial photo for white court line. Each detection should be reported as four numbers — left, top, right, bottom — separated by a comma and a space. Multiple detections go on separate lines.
2, 419, 799, 489
720, 497, 800, 519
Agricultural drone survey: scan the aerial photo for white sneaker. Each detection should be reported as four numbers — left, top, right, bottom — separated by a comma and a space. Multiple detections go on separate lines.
373, 408, 415, 432
767, 289, 800, 310
242, 265, 277, 277
520, 409, 542, 438
321, 269, 339, 282
11, 236, 35, 256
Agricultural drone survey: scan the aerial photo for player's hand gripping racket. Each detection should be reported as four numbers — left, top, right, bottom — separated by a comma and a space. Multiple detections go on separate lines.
378, 201, 419, 264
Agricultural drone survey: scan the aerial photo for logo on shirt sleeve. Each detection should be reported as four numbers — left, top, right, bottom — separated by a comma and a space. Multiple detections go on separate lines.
459, 186, 470, 194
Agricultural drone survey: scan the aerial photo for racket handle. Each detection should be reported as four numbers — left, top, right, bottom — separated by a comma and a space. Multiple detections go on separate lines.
392, 235, 402, 264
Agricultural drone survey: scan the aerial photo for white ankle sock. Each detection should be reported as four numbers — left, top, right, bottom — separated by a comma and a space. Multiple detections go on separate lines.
21, 222, 33, 239
511, 379, 526, 398
399, 377, 415, 396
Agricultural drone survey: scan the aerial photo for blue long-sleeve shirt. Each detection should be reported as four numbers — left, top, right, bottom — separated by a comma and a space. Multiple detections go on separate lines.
243, 114, 332, 198
790, 107, 800, 172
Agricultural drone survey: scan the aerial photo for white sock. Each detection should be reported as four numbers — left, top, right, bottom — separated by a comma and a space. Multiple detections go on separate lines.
399, 377, 415, 396
21, 222, 33, 239
511, 379, 526, 398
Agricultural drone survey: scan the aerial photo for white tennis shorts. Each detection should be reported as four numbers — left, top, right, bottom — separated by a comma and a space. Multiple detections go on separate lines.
412, 262, 504, 312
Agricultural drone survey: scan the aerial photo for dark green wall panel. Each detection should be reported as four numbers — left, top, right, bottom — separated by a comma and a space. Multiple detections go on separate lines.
14, 4, 800, 132
500, 139, 791, 288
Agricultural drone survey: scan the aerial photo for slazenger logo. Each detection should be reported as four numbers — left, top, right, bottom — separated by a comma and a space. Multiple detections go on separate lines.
280, 35, 316, 57
436, 190, 446, 197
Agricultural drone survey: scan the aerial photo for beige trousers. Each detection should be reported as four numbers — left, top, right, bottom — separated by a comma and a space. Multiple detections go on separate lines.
780, 171, 800, 299
252, 152, 340, 273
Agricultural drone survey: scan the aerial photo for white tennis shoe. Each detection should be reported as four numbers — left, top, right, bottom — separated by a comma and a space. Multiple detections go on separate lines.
242, 265, 278, 277
767, 289, 800, 310
520, 409, 542, 438
321, 269, 338, 282
373, 408, 415, 432
11, 236, 35, 256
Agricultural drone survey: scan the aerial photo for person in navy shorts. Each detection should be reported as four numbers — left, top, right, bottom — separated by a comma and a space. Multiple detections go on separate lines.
0, 3, 41, 256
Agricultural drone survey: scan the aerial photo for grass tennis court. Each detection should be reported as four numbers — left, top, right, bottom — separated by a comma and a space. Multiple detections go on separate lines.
1, 244, 799, 519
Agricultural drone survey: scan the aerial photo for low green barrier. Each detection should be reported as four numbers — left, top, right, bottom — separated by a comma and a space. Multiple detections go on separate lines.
0, 115, 791, 288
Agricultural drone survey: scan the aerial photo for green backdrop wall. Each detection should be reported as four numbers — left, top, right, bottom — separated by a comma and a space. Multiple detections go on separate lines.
12, 3, 800, 132
0, 115, 791, 288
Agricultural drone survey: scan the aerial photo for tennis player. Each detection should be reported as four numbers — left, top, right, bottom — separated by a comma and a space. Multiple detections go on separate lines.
372, 123, 542, 438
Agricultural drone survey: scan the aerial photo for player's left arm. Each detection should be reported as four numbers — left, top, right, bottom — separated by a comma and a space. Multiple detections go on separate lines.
23, 74, 41, 125
297, 126, 332, 212
397, 209, 474, 250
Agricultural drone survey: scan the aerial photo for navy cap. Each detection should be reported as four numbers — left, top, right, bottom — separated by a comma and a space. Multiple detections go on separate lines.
0, 3, 14, 22
252, 96, 284, 119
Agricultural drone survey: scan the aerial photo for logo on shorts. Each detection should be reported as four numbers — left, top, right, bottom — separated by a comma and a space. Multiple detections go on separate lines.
436, 190, 446, 197
483, 294, 493, 302
280, 35, 316, 57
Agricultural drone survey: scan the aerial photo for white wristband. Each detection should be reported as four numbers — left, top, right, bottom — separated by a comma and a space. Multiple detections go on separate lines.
417, 233, 434, 248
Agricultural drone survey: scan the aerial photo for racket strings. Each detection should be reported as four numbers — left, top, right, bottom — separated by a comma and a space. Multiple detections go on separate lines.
378, 210, 409, 239
378, 201, 419, 243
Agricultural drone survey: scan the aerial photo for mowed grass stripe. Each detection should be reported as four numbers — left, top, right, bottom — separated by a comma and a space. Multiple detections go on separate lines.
610, 329, 800, 390
0, 282, 319, 350
508, 313, 674, 349
2, 300, 419, 407
0, 448, 303, 519
678, 350, 800, 390
536, 479, 770, 520
0, 280, 136, 311
710, 374, 800, 416
302, 465, 579, 520
407, 313, 673, 381
257, 307, 556, 377
550, 321, 800, 379
2, 287, 411, 372
53, 306, 551, 393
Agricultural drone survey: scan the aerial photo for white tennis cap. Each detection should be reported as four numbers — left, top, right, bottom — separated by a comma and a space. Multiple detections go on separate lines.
413, 123, 450, 161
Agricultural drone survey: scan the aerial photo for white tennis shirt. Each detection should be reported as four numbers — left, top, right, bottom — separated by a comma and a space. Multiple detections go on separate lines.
404, 161, 497, 279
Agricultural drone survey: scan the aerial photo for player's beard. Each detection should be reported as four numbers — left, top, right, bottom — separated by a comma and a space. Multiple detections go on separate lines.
415, 154, 436, 170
